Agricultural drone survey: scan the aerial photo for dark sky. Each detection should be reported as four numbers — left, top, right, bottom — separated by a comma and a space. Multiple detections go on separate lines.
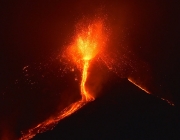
0, 0, 180, 139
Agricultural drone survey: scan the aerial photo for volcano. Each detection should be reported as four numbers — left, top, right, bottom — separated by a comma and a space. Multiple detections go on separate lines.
32, 76, 180, 140
1, 1, 180, 140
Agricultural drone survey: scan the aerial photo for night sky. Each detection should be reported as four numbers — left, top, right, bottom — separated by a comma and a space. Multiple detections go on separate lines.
1, 0, 180, 139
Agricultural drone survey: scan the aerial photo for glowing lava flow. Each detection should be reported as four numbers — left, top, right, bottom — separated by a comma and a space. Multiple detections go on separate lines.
81, 60, 94, 101
128, 78, 151, 94
128, 78, 174, 106
20, 20, 105, 140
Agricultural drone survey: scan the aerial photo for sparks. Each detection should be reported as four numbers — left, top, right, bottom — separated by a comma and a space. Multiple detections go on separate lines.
20, 19, 106, 140
19, 16, 173, 140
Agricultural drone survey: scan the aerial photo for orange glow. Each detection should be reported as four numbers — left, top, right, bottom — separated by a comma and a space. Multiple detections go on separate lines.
71, 20, 105, 101
128, 78, 174, 106
19, 17, 174, 140
20, 19, 106, 140
128, 78, 151, 94
66, 20, 106, 68
81, 60, 94, 101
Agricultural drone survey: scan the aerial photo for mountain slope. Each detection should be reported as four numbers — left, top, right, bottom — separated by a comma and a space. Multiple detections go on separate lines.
33, 78, 180, 140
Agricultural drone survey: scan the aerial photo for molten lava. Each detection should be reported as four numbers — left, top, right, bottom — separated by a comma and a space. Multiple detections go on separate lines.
128, 78, 174, 106
20, 17, 173, 140
81, 60, 93, 101
20, 19, 106, 140
128, 78, 151, 94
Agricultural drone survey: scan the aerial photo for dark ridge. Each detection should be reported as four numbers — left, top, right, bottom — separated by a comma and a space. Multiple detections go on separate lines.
33, 78, 180, 140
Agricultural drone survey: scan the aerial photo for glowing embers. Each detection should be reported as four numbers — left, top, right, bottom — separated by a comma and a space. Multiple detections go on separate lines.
20, 19, 107, 140
67, 20, 106, 68
77, 23, 102, 61
78, 37, 97, 61
66, 19, 107, 101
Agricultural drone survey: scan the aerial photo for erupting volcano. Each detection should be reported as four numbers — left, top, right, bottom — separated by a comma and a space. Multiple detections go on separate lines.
1, 1, 179, 139
20, 19, 107, 140
19, 17, 174, 140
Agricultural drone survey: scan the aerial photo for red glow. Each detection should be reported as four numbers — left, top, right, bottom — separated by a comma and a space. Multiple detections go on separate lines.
20, 19, 107, 140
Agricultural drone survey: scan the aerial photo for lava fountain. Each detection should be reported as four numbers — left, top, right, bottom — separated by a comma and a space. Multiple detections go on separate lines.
19, 17, 173, 140
20, 19, 107, 140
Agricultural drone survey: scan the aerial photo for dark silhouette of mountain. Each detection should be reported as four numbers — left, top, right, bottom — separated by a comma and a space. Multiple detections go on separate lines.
33, 78, 180, 140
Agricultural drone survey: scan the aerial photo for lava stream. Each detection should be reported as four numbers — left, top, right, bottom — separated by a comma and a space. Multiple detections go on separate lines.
20, 19, 105, 140
128, 78, 151, 94
81, 60, 94, 101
